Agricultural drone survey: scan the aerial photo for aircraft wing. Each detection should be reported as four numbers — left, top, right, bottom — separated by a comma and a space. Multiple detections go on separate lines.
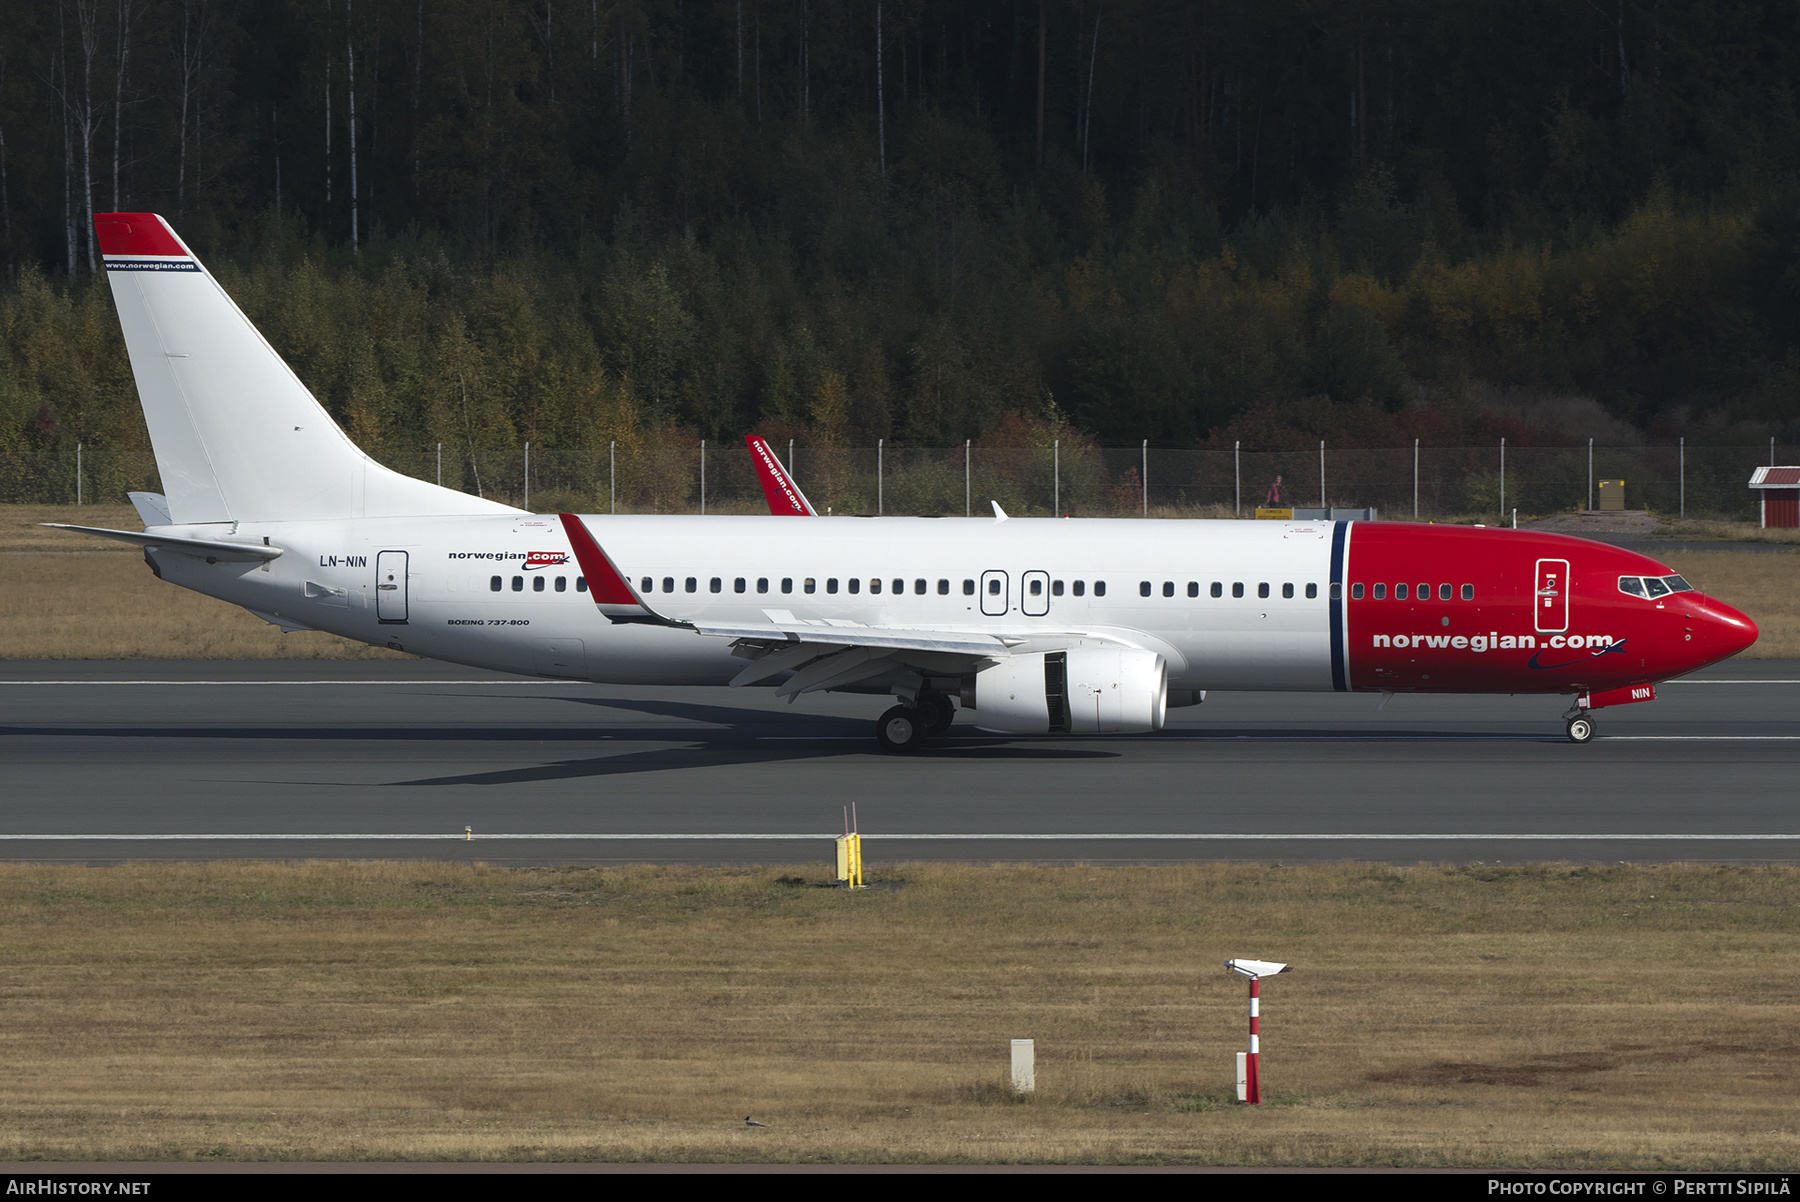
745, 435, 817, 516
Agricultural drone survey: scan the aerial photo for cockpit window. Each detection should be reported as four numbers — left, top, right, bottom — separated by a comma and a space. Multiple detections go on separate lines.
1642, 576, 1670, 598
1665, 575, 1694, 593
1618, 576, 1646, 597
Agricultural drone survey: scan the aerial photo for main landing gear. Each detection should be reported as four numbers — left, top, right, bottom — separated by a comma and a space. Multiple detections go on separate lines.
875, 694, 958, 754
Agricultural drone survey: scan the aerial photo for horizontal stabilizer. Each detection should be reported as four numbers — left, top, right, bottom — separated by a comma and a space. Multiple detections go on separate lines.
43, 523, 283, 562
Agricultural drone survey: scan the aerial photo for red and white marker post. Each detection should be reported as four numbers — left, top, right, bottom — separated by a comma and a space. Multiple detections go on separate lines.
1224, 959, 1291, 1104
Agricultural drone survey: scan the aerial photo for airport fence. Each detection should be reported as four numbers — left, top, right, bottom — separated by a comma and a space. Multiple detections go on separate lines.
5, 438, 1793, 522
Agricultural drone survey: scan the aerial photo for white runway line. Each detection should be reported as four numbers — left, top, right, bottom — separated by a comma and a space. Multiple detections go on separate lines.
0, 680, 586, 686
2, 832, 1797, 842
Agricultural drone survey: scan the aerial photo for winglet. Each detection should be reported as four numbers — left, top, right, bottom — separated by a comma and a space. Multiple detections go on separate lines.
992, 500, 1009, 521
745, 436, 818, 516
557, 513, 682, 626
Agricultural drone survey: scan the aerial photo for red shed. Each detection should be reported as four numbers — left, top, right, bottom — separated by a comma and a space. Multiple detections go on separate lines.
1751, 466, 1800, 528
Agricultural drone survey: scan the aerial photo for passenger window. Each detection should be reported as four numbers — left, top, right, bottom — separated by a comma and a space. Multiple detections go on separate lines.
1352, 583, 1364, 600
1258, 582, 1270, 599
490, 576, 502, 592
1282, 583, 1294, 599
1232, 582, 1244, 598
1140, 581, 1152, 597
1094, 581, 1106, 597
1306, 583, 1318, 599
1053, 580, 1065, 596
710, 578, 722, 594
555, 576, 567, 592
663, 577, 675, 593
1187, 582, 1198, 598
1395, 583, 1407, 600
1461, 584, 1473, 600
1418, 583, 1429, 599
782, 578, 794, 594
963, 579, 975, 595
1030, 579, 1044, 596
685, 577, 697, 593
988, 579, 1002, 595
915, 579, 926, 595
849, 578, 861, 594
868, 578, 880, 594
1438, 583, 1451, 600
804, 578, 816, 594
757, 578, 769, 594
1162, 581, 1174, 597
1073, 581, 1086, 596
937, 579, 950, 595
577, 577, 587, 592
1210, 582, 1222, 598
1618, 576, 1646, 597
895, 579, 905, 594
641, 577, 653, 592
1643, 576, 1670, 598
512, 576, 524, 592
533, 575, 545, 592
734, 577, 746, 593
827, 578, 839, 594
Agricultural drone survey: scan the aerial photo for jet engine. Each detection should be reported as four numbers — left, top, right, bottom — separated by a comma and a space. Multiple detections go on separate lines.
967, 647, 1167, 735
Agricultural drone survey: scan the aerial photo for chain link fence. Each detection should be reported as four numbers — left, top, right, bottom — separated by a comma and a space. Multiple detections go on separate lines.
7, 439, 1793, 521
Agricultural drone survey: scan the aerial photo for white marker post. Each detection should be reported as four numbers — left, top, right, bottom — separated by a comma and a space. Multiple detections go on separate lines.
1225, 958, 1291, 1104
1011, 1039, 1035, 1094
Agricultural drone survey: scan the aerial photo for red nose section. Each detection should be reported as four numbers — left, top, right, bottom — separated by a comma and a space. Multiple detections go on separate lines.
1697, 594, 1759, 660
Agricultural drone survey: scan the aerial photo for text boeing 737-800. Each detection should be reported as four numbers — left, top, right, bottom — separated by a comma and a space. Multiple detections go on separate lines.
54, 213, 1758, 751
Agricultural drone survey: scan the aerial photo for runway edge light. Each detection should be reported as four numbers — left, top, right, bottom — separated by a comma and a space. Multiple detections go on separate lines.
1224, 959, 1291, 1104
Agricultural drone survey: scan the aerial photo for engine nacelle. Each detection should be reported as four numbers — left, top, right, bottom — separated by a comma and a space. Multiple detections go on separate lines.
971, 648, 1167, 735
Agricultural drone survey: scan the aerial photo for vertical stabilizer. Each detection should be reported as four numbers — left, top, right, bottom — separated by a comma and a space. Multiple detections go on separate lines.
95, 213, 519, 523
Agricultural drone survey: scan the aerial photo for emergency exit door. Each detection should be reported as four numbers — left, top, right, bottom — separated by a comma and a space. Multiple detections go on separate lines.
376, 551, 409, 624
1534, 558, 1568, 633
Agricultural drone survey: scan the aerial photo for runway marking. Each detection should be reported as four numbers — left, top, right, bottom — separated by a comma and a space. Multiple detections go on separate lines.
0, 680, 586, 686
760, 734, 1800, 742
1, 833, 1796, 842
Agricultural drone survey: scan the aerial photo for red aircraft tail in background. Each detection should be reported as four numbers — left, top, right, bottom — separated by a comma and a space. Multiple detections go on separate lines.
746, 435, 818, 516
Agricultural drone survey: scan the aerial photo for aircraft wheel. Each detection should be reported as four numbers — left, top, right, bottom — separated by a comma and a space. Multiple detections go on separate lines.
877, 705, 927, 754
919, 694, 957, 736
1565, 714, 1595, 744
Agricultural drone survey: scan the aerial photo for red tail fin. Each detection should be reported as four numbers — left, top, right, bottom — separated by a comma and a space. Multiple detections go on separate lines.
746, 436, 817, 516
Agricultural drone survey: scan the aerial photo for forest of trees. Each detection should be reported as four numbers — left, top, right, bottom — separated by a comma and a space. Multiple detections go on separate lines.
4, 0, 1800, 504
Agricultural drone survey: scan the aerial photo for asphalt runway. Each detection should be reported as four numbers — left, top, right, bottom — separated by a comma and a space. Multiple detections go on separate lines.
2, 657, 1797, 864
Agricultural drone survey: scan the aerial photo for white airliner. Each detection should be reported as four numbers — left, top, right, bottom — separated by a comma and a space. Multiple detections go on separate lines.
56, 213, 1757, 751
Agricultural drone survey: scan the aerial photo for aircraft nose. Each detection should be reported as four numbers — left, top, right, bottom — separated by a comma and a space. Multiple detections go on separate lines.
1694, 594, 1759, 660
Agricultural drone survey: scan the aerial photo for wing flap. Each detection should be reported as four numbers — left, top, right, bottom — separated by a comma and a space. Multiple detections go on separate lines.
689, 619, 1006, 657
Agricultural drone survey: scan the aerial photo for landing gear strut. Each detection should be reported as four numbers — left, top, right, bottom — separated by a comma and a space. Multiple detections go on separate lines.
1564, 712, 1595, 744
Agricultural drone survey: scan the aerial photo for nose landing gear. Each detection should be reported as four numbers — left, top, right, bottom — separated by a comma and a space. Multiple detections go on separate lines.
1564, 712, 1595, 744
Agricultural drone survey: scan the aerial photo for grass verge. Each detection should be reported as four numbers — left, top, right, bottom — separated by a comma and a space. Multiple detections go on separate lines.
0, 861, 1794, 1166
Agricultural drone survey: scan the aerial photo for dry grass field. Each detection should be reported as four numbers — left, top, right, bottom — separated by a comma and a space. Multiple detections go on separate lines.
0, 861, 1794, 1167
3, 505, 1795, 659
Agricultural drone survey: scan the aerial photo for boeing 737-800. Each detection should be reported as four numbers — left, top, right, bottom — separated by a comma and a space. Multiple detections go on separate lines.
53, 213, 1759, 751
